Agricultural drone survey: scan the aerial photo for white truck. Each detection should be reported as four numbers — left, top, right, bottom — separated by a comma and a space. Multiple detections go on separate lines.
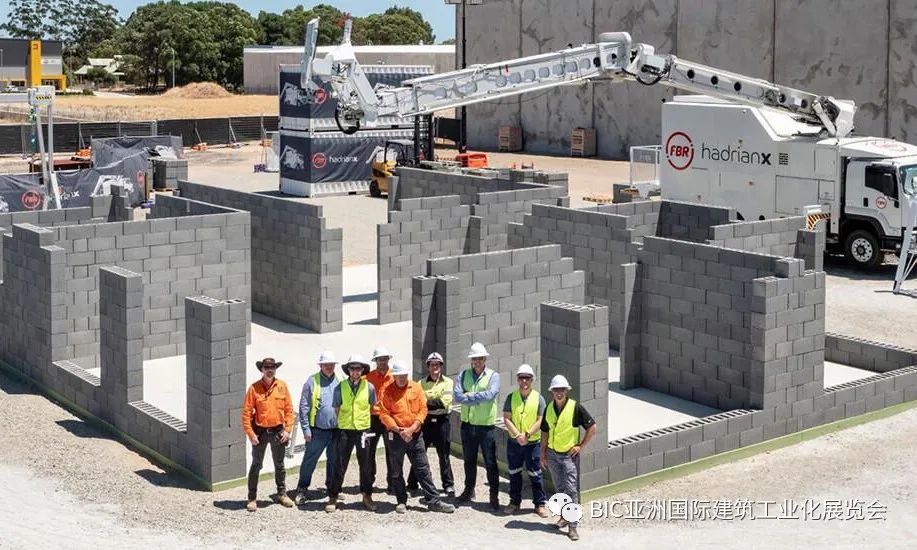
661, 95, 917, 267
302, 18, 917, 268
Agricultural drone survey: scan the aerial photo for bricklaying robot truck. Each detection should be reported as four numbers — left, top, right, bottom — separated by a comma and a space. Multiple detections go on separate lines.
302, 18, 917, 269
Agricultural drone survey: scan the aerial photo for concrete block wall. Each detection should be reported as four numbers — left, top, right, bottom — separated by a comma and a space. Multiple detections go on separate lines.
825, 334, 917, 373
411, 275, 462, 377
177, 181, 343, 333
579, 362, 917, 492
508, 200, 738, 346
708, 216, 825, 271
0, 224, 65, 387
540, 301, 610, 488
622, 236, 826, 411
394, 167, 568, 207
416, 244, 586, 392
3, 258, 248, 486
378, 195, 471, 324
0, 195, 112, 281
184, 295, 248, 483
43, 195, 251, 366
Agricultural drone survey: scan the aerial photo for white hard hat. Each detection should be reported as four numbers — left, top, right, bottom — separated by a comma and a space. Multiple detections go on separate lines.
371, 347, 392, 361
344, 354, 370, 367
391, 360, 411, 377
549, 375, 572, 390
426, 352, 444, 365
468, 342, 489, 359
317, 351, 337, 365
516, 364, 535, 378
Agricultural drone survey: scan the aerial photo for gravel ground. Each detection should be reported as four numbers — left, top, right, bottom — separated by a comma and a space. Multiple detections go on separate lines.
1, 369, 914, 549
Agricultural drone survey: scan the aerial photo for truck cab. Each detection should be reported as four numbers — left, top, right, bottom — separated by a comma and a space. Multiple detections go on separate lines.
660, 95, 917, 267
841, 151, 917, 266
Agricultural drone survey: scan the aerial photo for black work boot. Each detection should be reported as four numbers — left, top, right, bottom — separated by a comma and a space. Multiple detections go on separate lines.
457, 488, 475, 502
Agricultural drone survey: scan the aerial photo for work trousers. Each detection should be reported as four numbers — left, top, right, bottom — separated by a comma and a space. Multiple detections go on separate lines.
406, 414, 454, 491
546, 449, 580, 527
460, 422, 499, 496
247, 425, 287, 501
329, 428, 374, 496
369, 415, 394, 489
507, 439, 546, 506
296, 427, 337, 492
388, 431, 443, 506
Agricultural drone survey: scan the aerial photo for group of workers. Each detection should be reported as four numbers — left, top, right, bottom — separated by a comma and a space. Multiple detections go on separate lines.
241, 342, 597, 541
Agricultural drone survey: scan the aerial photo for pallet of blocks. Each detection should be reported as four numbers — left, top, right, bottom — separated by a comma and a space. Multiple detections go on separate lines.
498, 126, 523, 152
571, 127, 596, 157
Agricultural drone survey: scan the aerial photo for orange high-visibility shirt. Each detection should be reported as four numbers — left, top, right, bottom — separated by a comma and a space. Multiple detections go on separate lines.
378, 380, 428, 432
366, 368, 393, 416
241, 377, 295, 439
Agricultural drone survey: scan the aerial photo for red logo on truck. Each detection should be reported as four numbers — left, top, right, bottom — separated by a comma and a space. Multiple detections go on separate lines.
312, 152, 327, 169
665, 132, 694, 171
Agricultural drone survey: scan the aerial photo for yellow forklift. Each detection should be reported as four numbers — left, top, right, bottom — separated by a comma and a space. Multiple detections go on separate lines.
370, 139, 416, 198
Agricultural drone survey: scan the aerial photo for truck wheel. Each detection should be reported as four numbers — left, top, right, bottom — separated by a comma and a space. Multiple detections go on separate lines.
369, 180, 381, 198
844, 230, 881, 268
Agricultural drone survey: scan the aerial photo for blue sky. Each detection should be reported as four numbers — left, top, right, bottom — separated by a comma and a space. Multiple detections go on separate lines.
0, 1, 456, 42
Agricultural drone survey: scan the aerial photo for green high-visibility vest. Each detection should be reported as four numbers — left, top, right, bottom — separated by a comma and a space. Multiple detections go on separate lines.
510, 389, 542, 443
459, 369, 497, 426
545, 399, 579, 453
309, 372, 342, 426
338, 379, 371, 430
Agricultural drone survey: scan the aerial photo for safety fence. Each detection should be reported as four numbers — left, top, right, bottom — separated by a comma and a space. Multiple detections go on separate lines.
0, 115, 457, 156
0, 116, 280, 155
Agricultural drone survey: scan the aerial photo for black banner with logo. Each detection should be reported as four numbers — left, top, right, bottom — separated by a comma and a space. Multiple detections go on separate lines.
0, 173, 44, 213
279, 130, 412, 183
91, 136, 183, 167
279, 65, 433, 122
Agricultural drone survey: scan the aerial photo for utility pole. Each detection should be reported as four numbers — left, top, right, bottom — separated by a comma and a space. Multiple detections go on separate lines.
0, 49, 4, 86
171, 46, 176, 88
445, 0, 483, 154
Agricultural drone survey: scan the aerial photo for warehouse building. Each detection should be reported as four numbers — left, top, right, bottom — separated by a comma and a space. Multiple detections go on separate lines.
243, 44, 455, 94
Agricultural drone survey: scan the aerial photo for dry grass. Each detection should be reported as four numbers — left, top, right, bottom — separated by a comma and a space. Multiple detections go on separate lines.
53, 94, 278, 121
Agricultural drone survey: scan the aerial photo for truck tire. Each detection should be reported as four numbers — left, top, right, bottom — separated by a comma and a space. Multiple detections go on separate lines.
369, 180, 381, 198
843, 229, 881, 269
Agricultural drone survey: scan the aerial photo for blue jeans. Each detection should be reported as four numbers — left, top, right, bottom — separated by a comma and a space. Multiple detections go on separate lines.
296, 427, 336, 491
507, 439, 546, 506
460, 422, 499, 496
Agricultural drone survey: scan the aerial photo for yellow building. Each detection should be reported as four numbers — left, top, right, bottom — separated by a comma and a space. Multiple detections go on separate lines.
0, 38, 67, 89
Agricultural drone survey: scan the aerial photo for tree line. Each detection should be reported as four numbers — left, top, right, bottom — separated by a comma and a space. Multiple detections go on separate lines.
1, 1, 441, 91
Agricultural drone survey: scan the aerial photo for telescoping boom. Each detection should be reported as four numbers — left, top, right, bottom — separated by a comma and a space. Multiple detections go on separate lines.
301, 17, 856, 138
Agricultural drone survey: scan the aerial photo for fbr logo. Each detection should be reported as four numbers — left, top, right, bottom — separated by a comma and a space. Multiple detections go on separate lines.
313, 88, 329, 105
547, 493, 583, 523
312, 152, 327, 169
665, 131, 694, 171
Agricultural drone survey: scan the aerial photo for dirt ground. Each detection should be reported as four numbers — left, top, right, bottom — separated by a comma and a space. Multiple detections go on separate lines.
0, 369, 913, 548
50, 94, 278, 121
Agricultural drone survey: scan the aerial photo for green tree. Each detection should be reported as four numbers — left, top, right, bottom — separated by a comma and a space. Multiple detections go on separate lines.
382, 6, 435, 43
280, 4, 344, 46
85, 66, 116, 88
442, 38, 456, 45
357, 13, 434, 46
257, 11, 289, 45
189, 2, 260, 90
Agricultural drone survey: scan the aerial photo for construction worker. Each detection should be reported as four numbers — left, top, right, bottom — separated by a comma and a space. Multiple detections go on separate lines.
378, 360, 456, 514
406, 352, 455, 497
540, 375, 598, 542
453, 342, 502, 511
294, 351, 341, 505
502, 364, 548, 517
327, 354, 377, 513
366, 346, 394, 493
241, 357, 296, 512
